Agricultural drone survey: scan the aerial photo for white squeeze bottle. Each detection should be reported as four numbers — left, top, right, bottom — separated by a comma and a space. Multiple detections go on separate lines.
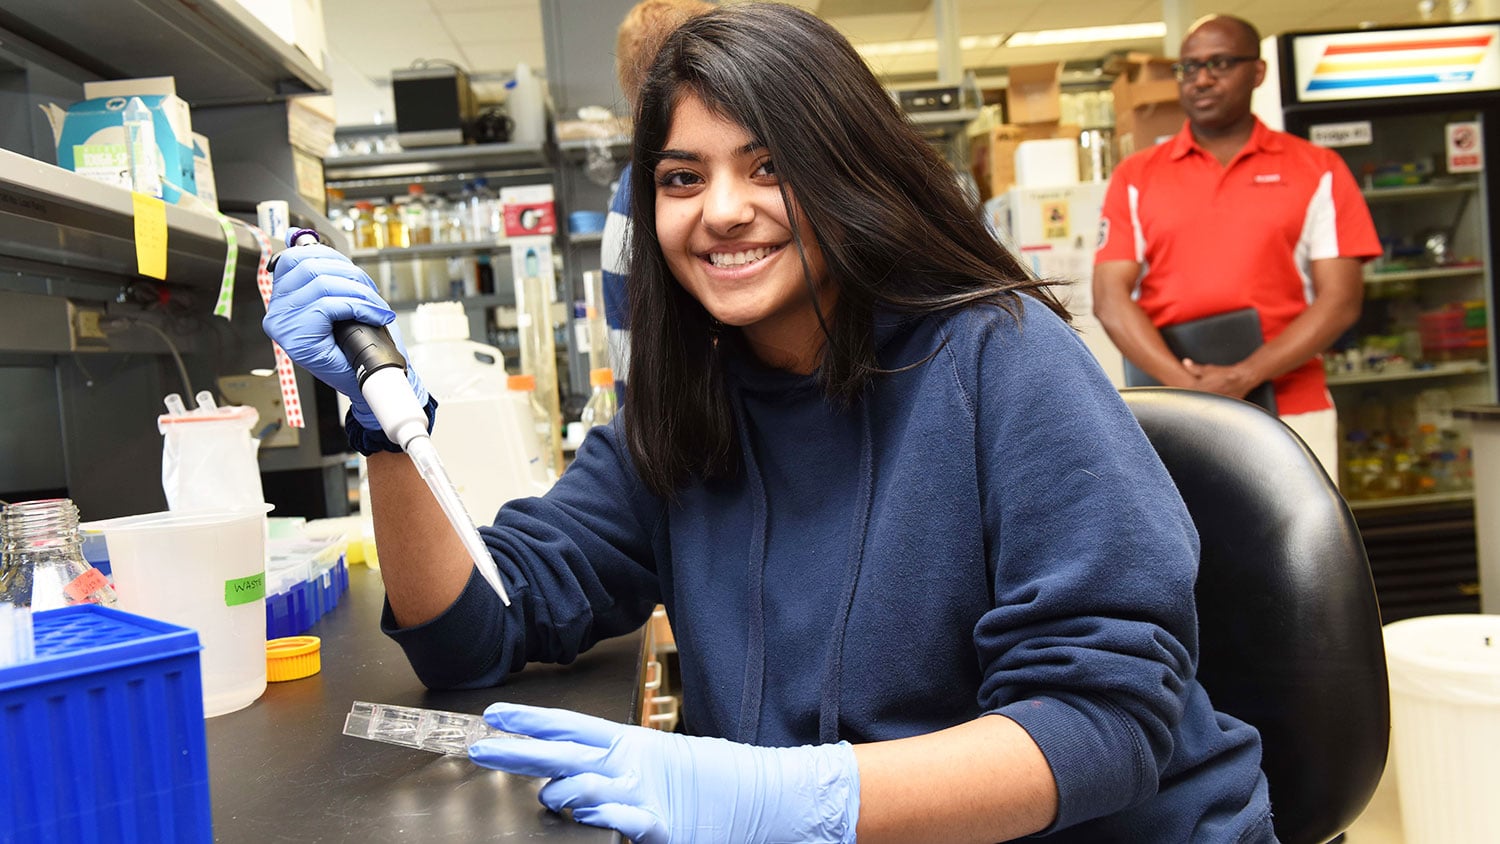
122, 96, 162, 197
404, 302, 552, 522
507, 62, 546, 145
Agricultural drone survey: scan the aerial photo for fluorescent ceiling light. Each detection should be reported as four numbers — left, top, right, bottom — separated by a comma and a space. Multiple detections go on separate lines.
857, 38, 939, 57
1005, 22, 1166, 48
855, 33, 1007, 57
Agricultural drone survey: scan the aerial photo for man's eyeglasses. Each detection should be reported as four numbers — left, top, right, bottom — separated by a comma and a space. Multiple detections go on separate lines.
1171, 55, 1259, 82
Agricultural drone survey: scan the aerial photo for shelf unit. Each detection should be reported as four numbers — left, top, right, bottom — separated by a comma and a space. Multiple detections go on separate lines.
0, 147, 262, 292
0, 1, 347, 520
1361, 180, 1480, 202
558, 137, 631, 161
324, 143, 550, 183
1347, 490, 1473, 512
1327, 361, 1489, 387
1364, 265, 1485, 285
1321, 112, 1495, 515
0, 0, 330, 105
349, 241, 513, 262
323, 138, 594, 400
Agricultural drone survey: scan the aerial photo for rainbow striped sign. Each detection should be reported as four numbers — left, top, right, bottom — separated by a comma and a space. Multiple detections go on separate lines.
1293, 24, 1500, 102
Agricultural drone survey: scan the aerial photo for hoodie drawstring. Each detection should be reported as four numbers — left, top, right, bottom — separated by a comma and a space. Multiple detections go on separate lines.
817, 398, 875, 744
732, 393, 770, 744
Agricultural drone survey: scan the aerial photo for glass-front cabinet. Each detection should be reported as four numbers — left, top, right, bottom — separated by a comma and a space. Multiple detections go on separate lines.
1324, 109, 1495, 509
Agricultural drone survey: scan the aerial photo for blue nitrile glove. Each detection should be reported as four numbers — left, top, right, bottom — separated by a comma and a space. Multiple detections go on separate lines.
469, 703, 860, 844
261, 244, 428, 434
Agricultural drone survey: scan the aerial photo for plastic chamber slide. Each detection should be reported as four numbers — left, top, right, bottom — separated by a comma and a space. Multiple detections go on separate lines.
343, 700, 523, 755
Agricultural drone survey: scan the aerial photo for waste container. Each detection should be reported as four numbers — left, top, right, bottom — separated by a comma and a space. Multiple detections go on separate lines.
1383, 614, 1500, 843
1455, 405, 1500, 614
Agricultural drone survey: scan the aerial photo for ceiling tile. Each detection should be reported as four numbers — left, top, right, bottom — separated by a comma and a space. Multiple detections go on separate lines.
1014, 1, 1143, 32
428, 0, 535, 10
826, 12, 929, 43
958, 5, 1045, 35
439, 7, 543, 43
457, 40, 549, 73
820, 0, 930, 15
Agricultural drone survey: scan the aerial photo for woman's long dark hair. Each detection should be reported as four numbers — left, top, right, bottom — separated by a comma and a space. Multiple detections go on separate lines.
624, 2, 1069, 498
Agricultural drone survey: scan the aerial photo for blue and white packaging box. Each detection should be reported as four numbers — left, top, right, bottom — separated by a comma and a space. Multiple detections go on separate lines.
41, 77, 198, 203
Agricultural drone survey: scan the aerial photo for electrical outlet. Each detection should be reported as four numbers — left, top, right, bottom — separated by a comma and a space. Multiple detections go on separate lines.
68, 302, 109, 348
75, 308, 105, 339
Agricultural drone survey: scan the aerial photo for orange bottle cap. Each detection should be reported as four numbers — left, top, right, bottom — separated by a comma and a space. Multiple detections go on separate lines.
508, 374, 536, 390
266, 636, 322, 682
589, 368, 614, 387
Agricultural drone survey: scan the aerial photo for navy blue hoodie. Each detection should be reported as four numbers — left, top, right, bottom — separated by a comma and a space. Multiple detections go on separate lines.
385, 300, 1275, 841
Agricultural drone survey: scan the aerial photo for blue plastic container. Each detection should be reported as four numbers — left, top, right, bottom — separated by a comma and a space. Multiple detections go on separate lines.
264, 555, 348, 640
265, 578, 317, 640
1, 604, 212, 843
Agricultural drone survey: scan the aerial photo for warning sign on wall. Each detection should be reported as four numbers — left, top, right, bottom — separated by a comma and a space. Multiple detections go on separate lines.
1447, 122, 1484, 174
1041, 200, 1069, 240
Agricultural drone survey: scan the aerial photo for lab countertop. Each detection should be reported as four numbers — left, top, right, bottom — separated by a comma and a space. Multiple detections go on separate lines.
205, 564, 639, 842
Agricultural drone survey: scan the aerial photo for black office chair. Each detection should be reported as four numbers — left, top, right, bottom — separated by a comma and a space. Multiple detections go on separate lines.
1120, 388, 1389, 844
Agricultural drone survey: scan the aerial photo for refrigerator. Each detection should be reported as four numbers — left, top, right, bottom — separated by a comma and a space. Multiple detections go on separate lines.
1256, 20, 1500, 618
986, 182, 1126, 387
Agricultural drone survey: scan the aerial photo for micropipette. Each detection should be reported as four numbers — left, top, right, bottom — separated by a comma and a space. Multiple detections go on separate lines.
276, 230, 511, 605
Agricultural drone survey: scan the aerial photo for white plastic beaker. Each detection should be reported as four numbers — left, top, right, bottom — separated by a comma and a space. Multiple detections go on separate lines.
82, 505, 272, 717
1383, 614, 1500, 843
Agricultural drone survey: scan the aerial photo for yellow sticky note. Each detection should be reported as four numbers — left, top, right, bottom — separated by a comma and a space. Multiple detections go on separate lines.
132, 192, 168, 280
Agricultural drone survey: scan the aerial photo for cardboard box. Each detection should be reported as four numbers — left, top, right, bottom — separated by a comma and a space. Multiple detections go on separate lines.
42, 77, 198, 203
1110, 52, 1180, 114
1116, 101, 1187, 159
191, 132, 219, 212
1006, 63, 1062, 124
234, 0, 328, 70
501, 184, 557, 237
969, 123, 1081, 200
1110, 53, 1186, 159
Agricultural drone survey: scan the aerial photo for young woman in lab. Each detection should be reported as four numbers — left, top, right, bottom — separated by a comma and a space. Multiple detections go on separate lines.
263, 4, 1274, 842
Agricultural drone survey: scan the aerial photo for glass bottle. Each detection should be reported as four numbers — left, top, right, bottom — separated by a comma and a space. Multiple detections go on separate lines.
404, 184, 433, 245
0, 499, 118, 611
581, 368, 617, 429
376, 199, 409, 250
352, 201, 381, 250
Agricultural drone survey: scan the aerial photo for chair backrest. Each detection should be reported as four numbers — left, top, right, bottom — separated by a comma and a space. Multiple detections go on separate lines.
1120, 388, 1389, 844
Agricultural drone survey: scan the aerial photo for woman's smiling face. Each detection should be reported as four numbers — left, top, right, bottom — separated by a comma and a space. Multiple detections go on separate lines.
652, 92, 833, 373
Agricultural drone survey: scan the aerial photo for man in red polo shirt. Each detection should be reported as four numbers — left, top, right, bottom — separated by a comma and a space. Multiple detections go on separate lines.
1092, 13, 1380, 477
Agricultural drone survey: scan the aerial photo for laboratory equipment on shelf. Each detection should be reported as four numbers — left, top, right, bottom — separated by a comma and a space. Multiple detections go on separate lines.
514, 245, 565, 477
344, 700, 523, 755
274, 230, 511, 606
0, 498, 117, 611
581, 368, 617, 430
407, 301, 553, 518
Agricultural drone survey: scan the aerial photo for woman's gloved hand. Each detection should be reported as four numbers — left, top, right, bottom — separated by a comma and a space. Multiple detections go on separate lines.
261, 244, 427, 433
469, 703, 860, 844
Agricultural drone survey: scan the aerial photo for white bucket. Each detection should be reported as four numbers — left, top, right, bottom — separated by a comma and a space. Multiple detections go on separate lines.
1383, 614, 1500, 844
83, 505, 272, 717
